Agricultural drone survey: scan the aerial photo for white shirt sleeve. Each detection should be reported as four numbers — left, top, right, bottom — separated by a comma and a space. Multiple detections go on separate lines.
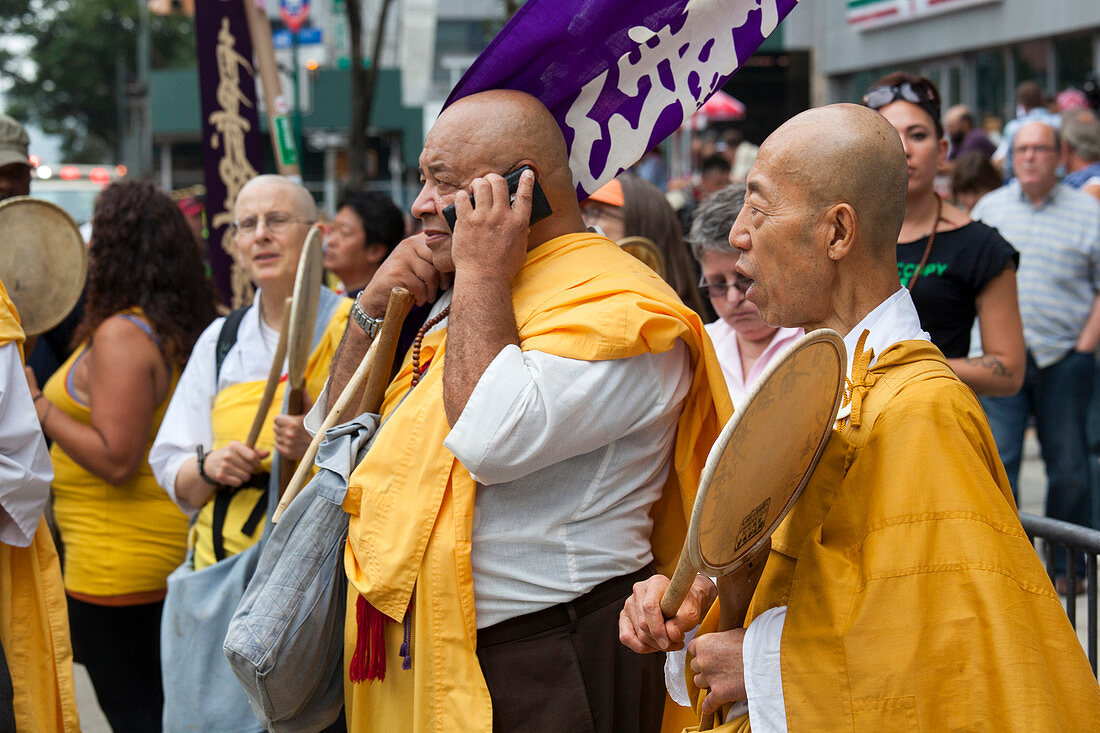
443, 341, 690, 486
662, 603, 787, 730
743, 605, 788, 732
303, 383, 329, 437
149, 321, 220, 516
0, 341, 53, 547
665, 626, 700, 707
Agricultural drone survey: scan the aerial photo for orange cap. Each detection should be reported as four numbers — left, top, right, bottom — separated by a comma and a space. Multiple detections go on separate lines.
585, 178, 624, 208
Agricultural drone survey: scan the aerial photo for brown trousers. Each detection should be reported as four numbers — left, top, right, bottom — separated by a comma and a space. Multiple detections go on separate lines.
476, 569, 665, 733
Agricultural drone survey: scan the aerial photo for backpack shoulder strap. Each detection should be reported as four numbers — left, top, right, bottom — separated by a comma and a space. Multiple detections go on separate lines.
215, 306, 250, 382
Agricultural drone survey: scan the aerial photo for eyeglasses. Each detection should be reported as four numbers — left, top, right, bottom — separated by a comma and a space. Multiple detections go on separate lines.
232, 212, 311, 239
863, 82, 940, 123
1013, 144, 1057, 156
698, 274, 752, 298
580, 206, 624, 226
327, 221, 364, 239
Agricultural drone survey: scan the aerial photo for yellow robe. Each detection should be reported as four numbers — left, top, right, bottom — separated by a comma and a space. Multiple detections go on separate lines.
0, 279, 80, 731
687, 339, 1100, 731
344, 232, 733, 731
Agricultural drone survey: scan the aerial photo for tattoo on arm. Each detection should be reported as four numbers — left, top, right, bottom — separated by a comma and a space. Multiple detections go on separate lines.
969, 354, 1009, 378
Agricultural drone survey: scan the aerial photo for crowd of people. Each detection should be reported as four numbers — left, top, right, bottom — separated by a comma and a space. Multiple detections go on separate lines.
1, 64, 1099, 733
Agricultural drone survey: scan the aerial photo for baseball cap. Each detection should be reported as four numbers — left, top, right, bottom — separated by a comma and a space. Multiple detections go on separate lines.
585, 178, 625, 208
0, 114, 31, 169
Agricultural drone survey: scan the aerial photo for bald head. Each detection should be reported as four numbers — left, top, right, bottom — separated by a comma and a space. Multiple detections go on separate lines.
236, 174, 317, 221
729, 104, 909, 333
944, 104, 975, 137
763, 104, 908, 260
428, 90, 577, 212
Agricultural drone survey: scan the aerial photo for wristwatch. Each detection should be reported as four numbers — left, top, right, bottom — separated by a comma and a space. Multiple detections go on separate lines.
351, 299, 384, 338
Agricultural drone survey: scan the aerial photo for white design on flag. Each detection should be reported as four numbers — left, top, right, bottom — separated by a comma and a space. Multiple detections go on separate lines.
565, 0, 784, 194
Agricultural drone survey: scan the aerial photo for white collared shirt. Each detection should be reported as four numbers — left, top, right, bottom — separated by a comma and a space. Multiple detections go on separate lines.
0, 341, 53, 547
310, 292, 694, 628
666, 288, 930, 729
150, 292, 280, 515
704, 321, 803, 406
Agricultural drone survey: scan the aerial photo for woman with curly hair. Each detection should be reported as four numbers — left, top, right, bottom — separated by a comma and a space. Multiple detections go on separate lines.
26, 180, 217, 731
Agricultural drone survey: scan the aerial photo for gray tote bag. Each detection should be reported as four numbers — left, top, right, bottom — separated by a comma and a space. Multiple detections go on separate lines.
224, 412, 380, 733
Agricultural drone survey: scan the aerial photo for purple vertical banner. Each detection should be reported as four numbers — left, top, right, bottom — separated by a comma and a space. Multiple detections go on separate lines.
446, 0, 800, 200
196, 0, 265, 308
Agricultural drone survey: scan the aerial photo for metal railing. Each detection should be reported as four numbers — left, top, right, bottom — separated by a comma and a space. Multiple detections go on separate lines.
1019, 512, 1100, 674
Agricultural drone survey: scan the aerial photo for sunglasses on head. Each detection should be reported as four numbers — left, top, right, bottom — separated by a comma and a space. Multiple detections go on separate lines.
863, 81, 940, 121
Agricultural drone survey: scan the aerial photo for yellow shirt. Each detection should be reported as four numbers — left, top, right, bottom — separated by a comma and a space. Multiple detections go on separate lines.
344, 232, 732, 731
45, 311, 188, 599
687, 339, 1100, 731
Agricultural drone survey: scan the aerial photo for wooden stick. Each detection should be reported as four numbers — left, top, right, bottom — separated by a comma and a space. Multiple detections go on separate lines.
357, 288, 414, 414
272, 287, 412, 523
245, 297, 292, 448
356, 293, 409, 415
660, 544, 698, 619
277, 227, 324, 495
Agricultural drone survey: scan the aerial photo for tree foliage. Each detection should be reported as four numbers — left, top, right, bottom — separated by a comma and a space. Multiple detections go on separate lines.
0, 0, 196, 161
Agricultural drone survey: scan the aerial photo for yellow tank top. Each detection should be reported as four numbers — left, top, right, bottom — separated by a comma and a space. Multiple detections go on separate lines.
45, 310, 189, 600
191, 298, 351, 570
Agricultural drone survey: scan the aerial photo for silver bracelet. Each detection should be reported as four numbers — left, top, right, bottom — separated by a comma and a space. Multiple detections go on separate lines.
350, 299, 383, 338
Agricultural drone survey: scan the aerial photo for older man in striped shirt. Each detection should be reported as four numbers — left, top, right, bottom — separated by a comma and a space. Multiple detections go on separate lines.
972, 120, 1100, 552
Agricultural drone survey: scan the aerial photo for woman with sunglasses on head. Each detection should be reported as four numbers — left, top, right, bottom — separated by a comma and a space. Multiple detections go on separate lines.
689, 184, 802, 404
864, 72, 1025, 396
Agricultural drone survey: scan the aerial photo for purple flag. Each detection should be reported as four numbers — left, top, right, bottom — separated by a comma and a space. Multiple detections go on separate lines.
196, 0, 265, 307
446, 0, 799, 199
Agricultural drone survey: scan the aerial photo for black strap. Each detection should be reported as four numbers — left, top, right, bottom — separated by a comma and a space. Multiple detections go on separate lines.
211, 490, 232, 563
210, 472, 270, 562
240, 487, 268, 537
215, 306, 250, 382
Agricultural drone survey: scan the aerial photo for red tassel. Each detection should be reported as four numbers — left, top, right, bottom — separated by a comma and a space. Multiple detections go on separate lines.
350, 594, 392, 683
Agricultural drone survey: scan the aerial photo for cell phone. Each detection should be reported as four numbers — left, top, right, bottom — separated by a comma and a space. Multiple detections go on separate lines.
441, 165, 553, 232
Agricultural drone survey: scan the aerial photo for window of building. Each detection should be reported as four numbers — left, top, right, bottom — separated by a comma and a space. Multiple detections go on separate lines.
1013, 39, 1052, 98
974, 48, 1007, 128
1054, 33, 1095, 92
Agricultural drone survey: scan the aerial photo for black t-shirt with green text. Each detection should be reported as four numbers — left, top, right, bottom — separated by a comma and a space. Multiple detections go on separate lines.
898, 221, 1018, 358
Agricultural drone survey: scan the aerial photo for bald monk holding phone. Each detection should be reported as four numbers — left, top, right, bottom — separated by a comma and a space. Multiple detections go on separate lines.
320, 89, 731, 732
619, 104, 1100, 731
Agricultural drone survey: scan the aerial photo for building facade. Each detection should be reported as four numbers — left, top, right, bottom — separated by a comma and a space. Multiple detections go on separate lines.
782, 0, 1100, 125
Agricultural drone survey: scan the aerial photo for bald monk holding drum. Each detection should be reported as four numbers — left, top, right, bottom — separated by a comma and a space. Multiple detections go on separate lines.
619, 104, 1100, 730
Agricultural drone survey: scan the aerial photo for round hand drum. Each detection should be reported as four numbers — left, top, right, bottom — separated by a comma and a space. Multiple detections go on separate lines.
286, 225, 325, 391
278, 225, 325, 494
0, 197, 87, 336
660, 328, 847, 617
